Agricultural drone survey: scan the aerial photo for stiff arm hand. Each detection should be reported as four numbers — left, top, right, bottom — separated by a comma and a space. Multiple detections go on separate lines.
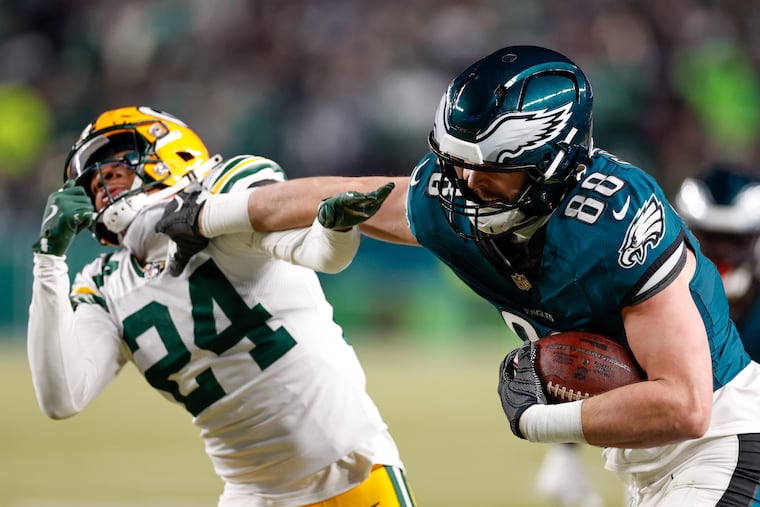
33, 180, 94, 256
317, 182, 395, 230
498, 340, 548, 439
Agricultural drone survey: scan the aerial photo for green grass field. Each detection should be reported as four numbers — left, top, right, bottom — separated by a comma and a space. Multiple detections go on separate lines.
0, 338, 626, 506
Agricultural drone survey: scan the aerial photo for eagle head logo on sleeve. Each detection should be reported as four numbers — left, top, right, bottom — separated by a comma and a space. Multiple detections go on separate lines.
617, 195, 665, 268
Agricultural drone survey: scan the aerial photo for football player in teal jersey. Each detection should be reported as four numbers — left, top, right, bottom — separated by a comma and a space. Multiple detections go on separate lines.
537, 165, 760, 507
159, 46, 760, 506
675, 164, 760, 362
27, 106, 416, 507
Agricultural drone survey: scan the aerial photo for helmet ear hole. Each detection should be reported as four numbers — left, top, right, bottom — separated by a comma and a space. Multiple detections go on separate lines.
177, 151, 195, 161
538, 153, 554, 170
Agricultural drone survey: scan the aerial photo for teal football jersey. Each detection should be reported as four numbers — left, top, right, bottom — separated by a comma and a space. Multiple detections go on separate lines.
407, 149, 749, 390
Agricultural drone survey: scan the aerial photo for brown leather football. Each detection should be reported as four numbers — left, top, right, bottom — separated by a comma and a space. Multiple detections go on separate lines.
535, 331, 645, 404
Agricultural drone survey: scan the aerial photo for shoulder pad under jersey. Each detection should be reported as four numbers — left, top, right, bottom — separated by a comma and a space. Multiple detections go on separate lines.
554, 152, 687, 307
204, 155, 286, 195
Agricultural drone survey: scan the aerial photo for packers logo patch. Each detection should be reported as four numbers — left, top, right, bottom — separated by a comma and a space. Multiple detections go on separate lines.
617, 195, 665, 268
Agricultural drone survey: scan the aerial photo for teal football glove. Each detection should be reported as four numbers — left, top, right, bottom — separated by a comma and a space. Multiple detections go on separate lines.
33, 180, 95, 256
317, 182, 395, 230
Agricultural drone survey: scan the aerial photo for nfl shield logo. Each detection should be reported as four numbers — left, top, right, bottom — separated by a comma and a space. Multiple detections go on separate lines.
511, 273, 532, 291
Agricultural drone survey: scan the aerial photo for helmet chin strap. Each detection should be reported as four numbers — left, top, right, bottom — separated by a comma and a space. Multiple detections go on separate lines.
98, 154, 223, 236
100, 178, 151, 235
473, 207, 526, 236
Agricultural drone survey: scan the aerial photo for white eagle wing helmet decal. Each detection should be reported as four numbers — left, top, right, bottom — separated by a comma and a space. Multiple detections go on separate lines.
433, 94, 574, 164
618, 195, 665, 268
477, 102, 573, 162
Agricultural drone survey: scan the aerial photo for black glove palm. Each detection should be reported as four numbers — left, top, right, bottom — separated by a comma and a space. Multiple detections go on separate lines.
497, 340, 547, 439
318, 182, 395, 230
154, 183, 209, 276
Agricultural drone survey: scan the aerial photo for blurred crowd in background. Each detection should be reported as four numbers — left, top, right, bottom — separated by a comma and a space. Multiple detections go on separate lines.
2, 0, 760, 335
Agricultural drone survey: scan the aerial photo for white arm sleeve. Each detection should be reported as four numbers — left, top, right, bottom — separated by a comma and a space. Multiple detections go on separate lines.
253, 218, 361, 274
27, 253, 126, 419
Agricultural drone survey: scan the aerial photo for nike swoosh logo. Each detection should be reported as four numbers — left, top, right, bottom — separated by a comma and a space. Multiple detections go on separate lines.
410, 159, 425, 186
42, 203, 59, 227
613, 195, 630, 221
169, 194, 185, 213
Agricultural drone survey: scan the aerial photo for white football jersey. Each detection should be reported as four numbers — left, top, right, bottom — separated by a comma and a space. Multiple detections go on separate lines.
30, 155, 400, 500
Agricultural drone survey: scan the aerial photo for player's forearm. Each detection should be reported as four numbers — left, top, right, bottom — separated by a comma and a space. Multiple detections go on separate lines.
579, 379, 710, 448
201, 175, 418, 245
28, 255, 120, 419
248, 176, 401, 232
28, 254, 83, 418
519, 378, 710, 448
253, 218, 361, 274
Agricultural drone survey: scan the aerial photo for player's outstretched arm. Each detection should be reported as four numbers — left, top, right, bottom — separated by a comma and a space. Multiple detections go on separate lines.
252, 181, 403, 274
241, 176, 417, 245
157, 176, 418, 276
245, 176, 411, 235
243, 176, 418, 247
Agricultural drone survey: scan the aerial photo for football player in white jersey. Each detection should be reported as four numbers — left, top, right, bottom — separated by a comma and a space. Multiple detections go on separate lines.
27, 106, 415, 507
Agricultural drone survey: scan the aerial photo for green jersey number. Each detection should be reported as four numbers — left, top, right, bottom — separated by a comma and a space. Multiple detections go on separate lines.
122, 259, 296, 416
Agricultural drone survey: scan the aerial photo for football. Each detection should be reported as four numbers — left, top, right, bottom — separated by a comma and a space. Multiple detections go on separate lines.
534, 331, 645, 404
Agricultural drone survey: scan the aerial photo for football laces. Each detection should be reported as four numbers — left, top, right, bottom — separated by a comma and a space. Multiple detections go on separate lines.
546, 381, 590, 402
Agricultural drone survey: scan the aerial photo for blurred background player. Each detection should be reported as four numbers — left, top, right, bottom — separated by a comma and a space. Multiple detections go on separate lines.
675, 163, 760, 362
534, 443, 603, 507
27, 106, 414, 507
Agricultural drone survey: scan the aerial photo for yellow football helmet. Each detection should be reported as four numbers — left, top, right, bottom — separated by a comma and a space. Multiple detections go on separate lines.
64, 106, 211, 245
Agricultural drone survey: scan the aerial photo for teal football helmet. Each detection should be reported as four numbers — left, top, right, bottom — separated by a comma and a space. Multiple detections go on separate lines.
675, 165, 760, 302
429, 45, 593, 240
